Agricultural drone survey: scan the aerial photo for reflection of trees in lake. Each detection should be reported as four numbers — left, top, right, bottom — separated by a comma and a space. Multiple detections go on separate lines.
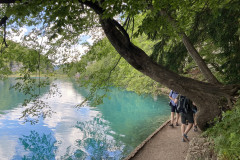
60, 146, 87, 160
0, 78, 31, 112
0, 78, 50, 119
72, 84, 169, 156
18, 131, 57, 160
73, 117, 126, 159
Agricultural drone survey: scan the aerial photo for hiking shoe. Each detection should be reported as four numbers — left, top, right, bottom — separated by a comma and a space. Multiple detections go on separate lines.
194, 125, 198, 132
176, 122, 179, 126
169, 123, 174, 127
182, 138, 186, 142
183, 134, 189, 142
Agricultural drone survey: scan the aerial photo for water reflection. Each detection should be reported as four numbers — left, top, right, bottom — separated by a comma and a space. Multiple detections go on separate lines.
74, 86, 170, 148
74, 117, 124, 159
18, 131, 57, 160
0, 78, 30, 113
0, 118, 54, 160
0, 79, 170, 159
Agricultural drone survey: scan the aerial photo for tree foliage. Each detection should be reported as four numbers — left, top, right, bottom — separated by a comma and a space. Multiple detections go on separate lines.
204, 98, 240, 159
66, 33, 163, 102
0, 0, 239, 131
64, 14, 164, 101
0, 38, 54, 77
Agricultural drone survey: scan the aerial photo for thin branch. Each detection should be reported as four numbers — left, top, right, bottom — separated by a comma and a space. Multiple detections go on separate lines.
78, 56, 122, 107
0, 16, 8, 26
3, 21, 8, 46
0, 16, 8, 54
123, 15, 130, 28
104, 55, 122, 83
131, 17, 134, 39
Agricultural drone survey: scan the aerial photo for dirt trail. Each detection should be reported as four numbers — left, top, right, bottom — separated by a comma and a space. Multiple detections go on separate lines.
125, 120, 200, 160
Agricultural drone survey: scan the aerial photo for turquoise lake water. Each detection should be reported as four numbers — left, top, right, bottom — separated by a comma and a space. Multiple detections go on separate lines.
0, 78, 170, 160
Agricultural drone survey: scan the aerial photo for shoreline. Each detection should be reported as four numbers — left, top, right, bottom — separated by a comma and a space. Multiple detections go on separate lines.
124, 119, 171, 160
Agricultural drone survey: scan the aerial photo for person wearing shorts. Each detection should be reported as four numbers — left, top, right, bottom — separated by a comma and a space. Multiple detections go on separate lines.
181, 104, 194, 142
168, 90, 180, 127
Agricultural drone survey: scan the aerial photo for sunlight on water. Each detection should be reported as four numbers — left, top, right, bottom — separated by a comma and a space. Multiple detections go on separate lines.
0, 78, 170, 160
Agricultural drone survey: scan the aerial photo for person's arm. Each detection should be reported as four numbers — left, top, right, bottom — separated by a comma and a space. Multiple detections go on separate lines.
174, 98, 178, 104
169, 95, 174, 101
174, 94, 179, 104
169, 94, 178, 104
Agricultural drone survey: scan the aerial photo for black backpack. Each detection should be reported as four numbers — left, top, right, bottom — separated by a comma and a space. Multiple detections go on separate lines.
177, 95, 192, 113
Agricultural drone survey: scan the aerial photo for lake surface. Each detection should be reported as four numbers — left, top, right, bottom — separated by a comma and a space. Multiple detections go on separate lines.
0, 78, 170, 160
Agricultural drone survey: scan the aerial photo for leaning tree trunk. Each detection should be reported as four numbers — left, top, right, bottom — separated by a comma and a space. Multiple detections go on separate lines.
81, 1, 240, 130
159, 10, 220, 85
98, 18, 239, 130
181, 33, 220, 85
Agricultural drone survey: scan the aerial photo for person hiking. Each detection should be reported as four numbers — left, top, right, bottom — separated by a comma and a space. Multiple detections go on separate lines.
168, 90, 180, 127
176, 95, 194, 142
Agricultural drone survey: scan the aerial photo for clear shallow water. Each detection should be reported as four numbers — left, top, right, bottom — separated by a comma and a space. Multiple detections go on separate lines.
0, 78, 170, 160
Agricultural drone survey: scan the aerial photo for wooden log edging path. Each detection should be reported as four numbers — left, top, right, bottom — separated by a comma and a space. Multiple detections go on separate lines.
124, 119, 171, 160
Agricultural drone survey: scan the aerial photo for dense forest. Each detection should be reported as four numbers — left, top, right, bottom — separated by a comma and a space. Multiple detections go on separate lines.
0, 0, 239, 159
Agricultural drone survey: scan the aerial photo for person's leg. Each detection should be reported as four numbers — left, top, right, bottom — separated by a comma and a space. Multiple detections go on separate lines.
181, 123, 186, 136
176, 112, 180, 126
182, 123, 190, 142
181, 113, 186, 133
169, 105, 175, 126
170, 112, 174, 126
184, 123, 193, 135
180, 113, 189, 142
184, 112, 194, 140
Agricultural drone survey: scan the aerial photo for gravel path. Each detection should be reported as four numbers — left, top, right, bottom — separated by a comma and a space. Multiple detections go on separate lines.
125, 120, 200, 160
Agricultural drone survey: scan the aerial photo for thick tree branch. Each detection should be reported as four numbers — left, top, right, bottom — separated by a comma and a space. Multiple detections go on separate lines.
80, 0, 130, 44
0, 0, 18, 3
112, 19, 130, 43
78, 0, 104, 15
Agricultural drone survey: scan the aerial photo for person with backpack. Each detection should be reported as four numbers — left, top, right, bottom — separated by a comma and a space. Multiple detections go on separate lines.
176, 95, 194, 142
168, 90, 180, 127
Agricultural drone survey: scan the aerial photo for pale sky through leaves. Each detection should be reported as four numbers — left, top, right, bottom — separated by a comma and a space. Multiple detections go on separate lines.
6, 25, 104, 65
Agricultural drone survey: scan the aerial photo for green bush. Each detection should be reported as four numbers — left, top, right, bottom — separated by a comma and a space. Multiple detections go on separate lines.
204, 98, 240, 159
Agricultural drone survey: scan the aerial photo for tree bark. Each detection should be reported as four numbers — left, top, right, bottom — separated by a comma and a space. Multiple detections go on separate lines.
181, 33, 220, 84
